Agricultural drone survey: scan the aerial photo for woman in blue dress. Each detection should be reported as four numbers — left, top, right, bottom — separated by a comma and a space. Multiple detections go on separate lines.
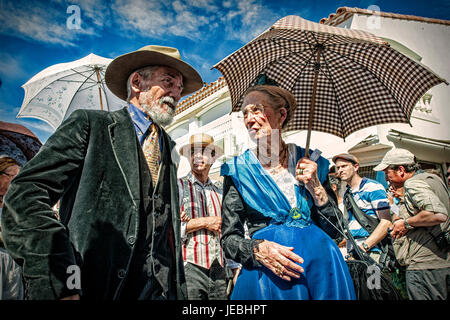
220, 85, 355, 300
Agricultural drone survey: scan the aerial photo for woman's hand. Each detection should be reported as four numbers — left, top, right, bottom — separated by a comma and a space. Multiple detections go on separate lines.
253, 240, 304, 281
296, 158, 328, 206
295, 157, 319, 185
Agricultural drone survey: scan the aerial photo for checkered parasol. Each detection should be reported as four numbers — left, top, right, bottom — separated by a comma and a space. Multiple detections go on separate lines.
213, 15, 447, 155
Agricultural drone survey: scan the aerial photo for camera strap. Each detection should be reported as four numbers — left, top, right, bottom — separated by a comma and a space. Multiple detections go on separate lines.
343, 189, 379, 234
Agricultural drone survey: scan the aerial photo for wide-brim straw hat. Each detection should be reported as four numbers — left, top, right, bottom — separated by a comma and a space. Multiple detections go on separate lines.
105, 45, 203, 100
180, 133, 224, 160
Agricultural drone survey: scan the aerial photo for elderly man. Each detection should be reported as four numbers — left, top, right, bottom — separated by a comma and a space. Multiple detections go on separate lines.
333, 153, 392, 263
374, 148, 450, 300
1, 45, 203, 300
177, 133, 228, 300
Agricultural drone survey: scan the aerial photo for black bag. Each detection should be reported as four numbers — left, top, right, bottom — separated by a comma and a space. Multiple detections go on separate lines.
346, 259, 404, 300
430, 230, 450, 251
345, 231, 404, 300
317, 202, 404, 300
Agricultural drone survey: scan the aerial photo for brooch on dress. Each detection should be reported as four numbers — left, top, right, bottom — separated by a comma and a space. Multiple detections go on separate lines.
287, 207, 312, 228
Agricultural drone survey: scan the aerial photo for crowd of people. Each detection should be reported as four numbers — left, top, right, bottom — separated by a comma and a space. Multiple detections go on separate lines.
330, 150, 449, 300
0, 45, 449, 301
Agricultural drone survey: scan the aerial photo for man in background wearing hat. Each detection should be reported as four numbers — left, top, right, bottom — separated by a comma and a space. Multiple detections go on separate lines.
374, 148, 450, 300
2, 45, 203, 300
333, 153, 392, 263
177, 133, 228, 300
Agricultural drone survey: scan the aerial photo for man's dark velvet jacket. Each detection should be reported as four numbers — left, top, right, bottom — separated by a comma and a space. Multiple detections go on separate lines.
1, 108, 186, 300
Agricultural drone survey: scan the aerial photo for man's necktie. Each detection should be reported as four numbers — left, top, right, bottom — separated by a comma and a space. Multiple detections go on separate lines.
143, 124, 175, 260
142, 123, 161, 184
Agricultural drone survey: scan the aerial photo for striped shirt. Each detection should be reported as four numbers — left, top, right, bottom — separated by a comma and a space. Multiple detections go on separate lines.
177, 173, 223, 269
345, 178, 390, 250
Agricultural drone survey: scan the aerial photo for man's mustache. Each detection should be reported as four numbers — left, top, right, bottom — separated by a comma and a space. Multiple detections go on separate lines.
159, 96, 177, 110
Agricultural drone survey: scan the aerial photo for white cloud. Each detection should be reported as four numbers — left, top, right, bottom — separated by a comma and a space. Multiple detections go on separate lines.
169, 1, 212, 39
222, 0, 232, 8
0, 0, 98, 47
220, 0, 279, 42
0, 0, 280, 50
17, 119, 55, 135
0, 53, 27, 79
110, 0, 216, 40
185, 0, 219, 11
72, 0, 112, 28
183, 52, 214, 76
111, 0, 172, 37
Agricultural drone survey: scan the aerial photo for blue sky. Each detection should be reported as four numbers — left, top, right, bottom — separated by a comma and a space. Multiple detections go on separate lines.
0, 0, 449, 143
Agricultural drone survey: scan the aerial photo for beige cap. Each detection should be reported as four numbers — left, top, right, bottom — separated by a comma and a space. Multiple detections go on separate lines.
373, 148, 415, 171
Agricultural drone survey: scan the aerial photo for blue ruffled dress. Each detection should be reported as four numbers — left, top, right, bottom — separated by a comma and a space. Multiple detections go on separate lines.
221, 146, 355, 300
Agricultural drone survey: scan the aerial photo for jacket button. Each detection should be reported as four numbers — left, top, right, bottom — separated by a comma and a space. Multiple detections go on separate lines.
127, 236, 136, 246
117, 269, 126, 279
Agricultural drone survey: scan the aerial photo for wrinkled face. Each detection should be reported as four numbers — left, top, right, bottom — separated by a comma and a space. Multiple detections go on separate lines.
389, 184, 404, 199
0, 165, 20, 208
241, 91, 285, 142
139, 66, 183, 126
383, 167, 405, 188
335, 159, 358, 182
189, 145, 214, 175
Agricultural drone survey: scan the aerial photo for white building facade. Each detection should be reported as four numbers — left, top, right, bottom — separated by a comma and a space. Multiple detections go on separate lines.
167, 7, 450, 183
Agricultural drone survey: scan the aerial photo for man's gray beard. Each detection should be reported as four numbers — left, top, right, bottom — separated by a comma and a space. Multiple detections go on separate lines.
142, 97, 176, 127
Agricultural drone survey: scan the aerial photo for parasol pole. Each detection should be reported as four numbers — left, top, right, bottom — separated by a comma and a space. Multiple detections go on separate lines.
304, 44, 322, 158
95, 68, 104, 111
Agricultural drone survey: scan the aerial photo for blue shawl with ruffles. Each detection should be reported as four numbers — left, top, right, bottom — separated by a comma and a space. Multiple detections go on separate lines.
220, 144, 329, 228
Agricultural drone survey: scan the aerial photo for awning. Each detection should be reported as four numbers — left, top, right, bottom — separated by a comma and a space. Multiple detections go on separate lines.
387, 129, 450, 164
347, 134, 392, 165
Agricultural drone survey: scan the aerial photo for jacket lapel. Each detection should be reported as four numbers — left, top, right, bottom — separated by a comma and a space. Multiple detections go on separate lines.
108, 108, 141, 204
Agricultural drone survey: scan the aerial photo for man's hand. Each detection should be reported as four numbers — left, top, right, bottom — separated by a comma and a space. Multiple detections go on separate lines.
390, 211, 447, 239
253, 240, 304, 281
185, 215, 222, 234
390, 219, 408, 239
338, 239, 347, 248
203, 216, 222, 233
180, 210, 191, 222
